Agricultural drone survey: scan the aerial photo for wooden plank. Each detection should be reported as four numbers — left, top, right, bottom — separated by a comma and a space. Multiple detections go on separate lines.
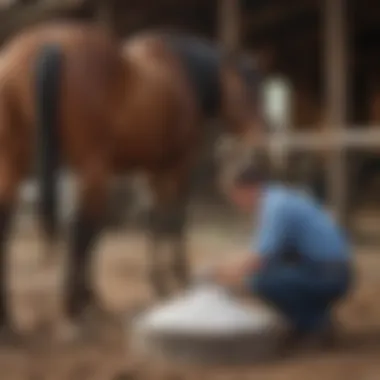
95, 0, 114, 29
323, 0, 349, 226
218, 0, 240, 54
252, 128, 380, 155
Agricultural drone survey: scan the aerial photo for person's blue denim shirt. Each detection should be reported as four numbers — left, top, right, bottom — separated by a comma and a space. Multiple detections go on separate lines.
251, 184, 351, 265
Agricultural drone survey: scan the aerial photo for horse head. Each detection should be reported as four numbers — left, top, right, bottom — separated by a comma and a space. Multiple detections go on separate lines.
219, 52, 266, 135
216, 52, 269, 193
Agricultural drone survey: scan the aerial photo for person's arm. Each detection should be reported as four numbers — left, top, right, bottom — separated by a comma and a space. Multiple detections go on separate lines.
213, 254, 260, 285
213, 197, 289, 289
212, 255, 257, 291
251, 196, 289, 264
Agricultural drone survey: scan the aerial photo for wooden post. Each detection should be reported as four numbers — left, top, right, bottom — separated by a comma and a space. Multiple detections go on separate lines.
218, 0, 240, 53
207, 0, 240, 200
96, 0, 126, 226
323, 0, 349, 225
95, 0, 114, 30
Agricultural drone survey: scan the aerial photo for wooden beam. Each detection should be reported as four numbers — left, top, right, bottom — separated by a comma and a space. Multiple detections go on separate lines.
254, 128, 380, 151
218, 0, 240, 54
95, 0, 114, 30
323, 0, 350, 225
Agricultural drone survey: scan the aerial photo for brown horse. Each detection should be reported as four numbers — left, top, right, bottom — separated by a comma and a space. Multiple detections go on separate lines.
0, 23, 264, 335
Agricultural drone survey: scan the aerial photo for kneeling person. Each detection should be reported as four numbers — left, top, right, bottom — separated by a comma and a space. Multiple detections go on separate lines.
213, 164, 353, 345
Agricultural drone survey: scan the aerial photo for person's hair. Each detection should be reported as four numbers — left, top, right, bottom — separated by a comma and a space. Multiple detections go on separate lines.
233, 163, 266, 187
232, 151, 276, 187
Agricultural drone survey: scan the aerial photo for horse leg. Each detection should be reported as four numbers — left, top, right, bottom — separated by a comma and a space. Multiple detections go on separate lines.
168, 193, 189, 288
0, 92, 29, 340
0, 152, 23, 336
145, 202, 170, 298
172, 220, 189, 288
148, 167, 190, 296
64, 158, 110, 325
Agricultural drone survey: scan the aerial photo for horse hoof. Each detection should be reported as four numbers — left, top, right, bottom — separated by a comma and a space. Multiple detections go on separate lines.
81, 303, 119, 325
178, 276, 190, 289
173, 270, 189, 288
48, 319, 86, 345
0, 326, 25, 347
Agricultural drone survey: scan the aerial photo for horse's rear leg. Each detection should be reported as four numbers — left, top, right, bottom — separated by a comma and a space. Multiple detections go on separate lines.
147, 203, 189, 296
167, 197, 189, 287
0, 153, 23, 334
148, 169, 190, 297
64, 159, 109, 326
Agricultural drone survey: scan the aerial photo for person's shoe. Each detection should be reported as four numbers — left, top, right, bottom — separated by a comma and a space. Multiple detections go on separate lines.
292, 324, 337, 353
277, 328, 306, 357
314, 318, 338, 349
278, 319, 338, 357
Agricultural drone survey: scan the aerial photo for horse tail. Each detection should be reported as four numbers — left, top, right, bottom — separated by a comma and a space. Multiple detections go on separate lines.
35, 44, 63, 243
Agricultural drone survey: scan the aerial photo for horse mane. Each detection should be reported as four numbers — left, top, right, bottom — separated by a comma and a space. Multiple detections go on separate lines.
127, 27, 260, 68
126, 27, 262, 97
128, 27, 222, 52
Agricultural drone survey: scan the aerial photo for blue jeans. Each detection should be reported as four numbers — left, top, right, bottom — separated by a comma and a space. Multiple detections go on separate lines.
248, 262, 352, 333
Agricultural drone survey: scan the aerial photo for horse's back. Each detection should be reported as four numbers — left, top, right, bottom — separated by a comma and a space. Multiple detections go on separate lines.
125, 32, 222, 118
0, 22, 125, 135
161, 34, 223, 118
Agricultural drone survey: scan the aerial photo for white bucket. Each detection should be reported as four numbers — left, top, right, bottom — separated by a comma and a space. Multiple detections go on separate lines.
130, 285, 288, 365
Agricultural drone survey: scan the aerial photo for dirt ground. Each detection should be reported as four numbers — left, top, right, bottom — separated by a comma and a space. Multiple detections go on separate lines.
2, 209, 380, 380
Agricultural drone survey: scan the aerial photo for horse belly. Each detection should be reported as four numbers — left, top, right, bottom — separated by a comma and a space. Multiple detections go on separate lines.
112, 100, 193, 172
118, 39, 201, 172
112, 127, 173, 172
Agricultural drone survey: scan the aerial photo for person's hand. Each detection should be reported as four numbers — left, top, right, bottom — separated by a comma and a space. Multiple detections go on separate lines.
193, 264, 240, 288
214, 263, 246, 290
194, 264, 219, 284
215, 254, 261, 289
195, 255, 260, 290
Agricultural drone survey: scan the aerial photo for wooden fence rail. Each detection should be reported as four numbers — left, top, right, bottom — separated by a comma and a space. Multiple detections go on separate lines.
256, 127, 380, 152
